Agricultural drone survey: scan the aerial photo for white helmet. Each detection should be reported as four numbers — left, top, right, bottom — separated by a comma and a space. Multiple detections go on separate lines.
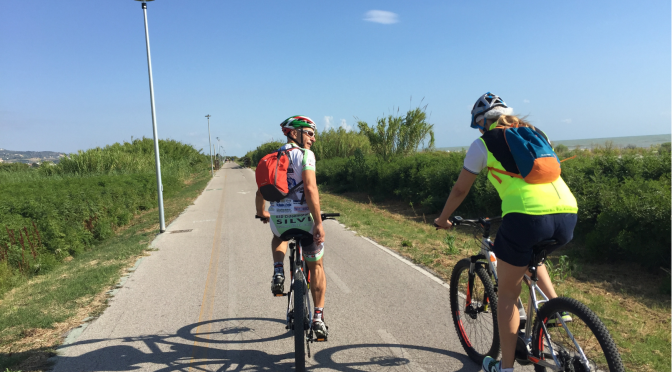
470, 92, 513, 129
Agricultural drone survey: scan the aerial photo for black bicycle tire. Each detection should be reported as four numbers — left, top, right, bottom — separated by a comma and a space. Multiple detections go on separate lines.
531, 296, 624, 372
449, 258, 500, 364
293, 270, 306, 371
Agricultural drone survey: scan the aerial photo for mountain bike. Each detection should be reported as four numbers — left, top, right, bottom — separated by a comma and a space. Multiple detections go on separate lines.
446, 216, 624, 372
256, 212, 340, 372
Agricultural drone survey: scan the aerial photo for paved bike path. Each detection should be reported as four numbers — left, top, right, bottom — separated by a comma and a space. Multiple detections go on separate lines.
53, 163, 488, 371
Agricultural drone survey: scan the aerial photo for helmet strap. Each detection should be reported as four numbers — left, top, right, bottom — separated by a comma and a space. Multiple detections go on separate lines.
288, 128, 305, 148
473, 115, 485, 131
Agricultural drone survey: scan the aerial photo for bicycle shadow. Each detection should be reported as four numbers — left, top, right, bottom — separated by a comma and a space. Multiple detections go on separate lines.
52, 317, 475, 371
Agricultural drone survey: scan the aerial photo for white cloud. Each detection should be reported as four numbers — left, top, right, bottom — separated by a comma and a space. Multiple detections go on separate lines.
523, 99, 530, 103
561, 119, 573, 124
364, 10, 399, 24
340, 119, 353, 132
324, 116, 334, 131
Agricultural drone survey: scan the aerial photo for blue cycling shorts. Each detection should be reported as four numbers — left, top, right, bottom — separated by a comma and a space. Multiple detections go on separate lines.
493, 213, 577, 267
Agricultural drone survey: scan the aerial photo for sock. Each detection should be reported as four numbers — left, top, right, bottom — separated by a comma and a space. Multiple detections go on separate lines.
500, 365, 513, 372
313, 307, 324, 322
274, 262, 283, 275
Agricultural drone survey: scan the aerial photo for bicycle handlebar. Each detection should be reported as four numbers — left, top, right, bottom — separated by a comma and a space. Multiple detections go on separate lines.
255, 213, 340, 221
449, 216, 502, 226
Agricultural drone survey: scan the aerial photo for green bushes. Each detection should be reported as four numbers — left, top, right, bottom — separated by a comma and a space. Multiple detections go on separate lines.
0, 138, 209, 295
317, 148, 671, 268
244, 140, 285, 167
311, 127, 371, 160
357, 106, 435, 161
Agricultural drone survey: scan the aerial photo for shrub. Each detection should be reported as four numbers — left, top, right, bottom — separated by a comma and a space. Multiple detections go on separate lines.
357, 106, 435, 161
554, 144, 569, 154
0, 139, 209, 295
311, 127, 371, 161
317, 148, 671, 268
244, 140, 285, 167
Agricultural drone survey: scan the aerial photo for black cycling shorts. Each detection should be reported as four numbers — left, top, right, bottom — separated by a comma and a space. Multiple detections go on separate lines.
493, 213, 577, 267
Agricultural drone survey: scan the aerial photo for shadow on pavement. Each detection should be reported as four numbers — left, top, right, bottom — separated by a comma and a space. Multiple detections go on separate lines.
52, 317, 474, 371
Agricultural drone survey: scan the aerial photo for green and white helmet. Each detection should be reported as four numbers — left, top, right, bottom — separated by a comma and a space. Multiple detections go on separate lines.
280, 115, 316, 135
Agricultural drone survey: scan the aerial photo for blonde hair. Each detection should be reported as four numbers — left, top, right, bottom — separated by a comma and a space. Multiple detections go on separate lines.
487, 115, 535, 131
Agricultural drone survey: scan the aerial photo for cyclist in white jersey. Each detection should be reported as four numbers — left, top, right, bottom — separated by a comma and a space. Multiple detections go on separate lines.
255, 115, 328, 339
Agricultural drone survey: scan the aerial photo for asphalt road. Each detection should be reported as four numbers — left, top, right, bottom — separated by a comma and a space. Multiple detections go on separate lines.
52, 163, 485, 372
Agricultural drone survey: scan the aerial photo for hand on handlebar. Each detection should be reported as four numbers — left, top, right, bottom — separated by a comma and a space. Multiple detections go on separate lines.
313, 223, 325, 245
433, 217, 453, 230
256, 211, 270, 224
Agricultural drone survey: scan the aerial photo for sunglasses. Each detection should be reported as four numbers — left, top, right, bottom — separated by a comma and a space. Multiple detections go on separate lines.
302, 130, 315, 137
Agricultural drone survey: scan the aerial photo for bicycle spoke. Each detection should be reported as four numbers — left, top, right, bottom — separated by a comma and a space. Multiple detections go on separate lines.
450, 259, 499, 362
534, 298, 623, 372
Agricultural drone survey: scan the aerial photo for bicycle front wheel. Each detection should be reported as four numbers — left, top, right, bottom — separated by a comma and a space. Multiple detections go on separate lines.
449, 258, 500, 364
532, 297, 624, 372
293, 271, 306, 371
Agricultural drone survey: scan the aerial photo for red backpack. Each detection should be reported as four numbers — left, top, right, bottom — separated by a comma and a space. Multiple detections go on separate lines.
255, 147, 303, 202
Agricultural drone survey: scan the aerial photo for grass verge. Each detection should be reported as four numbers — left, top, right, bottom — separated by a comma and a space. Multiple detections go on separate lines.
0, 171, 210, 372
320, 190, 671, 372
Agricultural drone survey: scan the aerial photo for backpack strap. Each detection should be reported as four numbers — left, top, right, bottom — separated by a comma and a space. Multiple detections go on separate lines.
282, 146, 305, 200
487, 166, 523, 184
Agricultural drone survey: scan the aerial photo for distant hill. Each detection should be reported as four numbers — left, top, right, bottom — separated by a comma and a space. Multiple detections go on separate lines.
436, 133, 671, 152
0, 148, 66, 164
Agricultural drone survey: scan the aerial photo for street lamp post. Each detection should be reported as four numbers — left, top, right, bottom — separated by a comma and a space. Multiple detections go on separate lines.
206, 114, 213, 176
136, 0, 165, 233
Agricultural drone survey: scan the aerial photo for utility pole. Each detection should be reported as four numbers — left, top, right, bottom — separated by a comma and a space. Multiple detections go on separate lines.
206, 114, 213, 176
136, 0, 165, 233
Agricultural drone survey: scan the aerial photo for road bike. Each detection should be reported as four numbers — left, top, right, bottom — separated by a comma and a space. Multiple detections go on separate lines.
256, 212, 340, 372
446, 216, 624, 372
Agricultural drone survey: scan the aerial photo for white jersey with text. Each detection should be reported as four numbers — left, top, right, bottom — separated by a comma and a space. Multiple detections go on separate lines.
268, 142, 317, 236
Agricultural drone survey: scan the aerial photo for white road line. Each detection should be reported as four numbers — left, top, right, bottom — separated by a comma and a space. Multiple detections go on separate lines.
361, 237, 450, 291
324, 267, 351, 294
377, 329, 427, 372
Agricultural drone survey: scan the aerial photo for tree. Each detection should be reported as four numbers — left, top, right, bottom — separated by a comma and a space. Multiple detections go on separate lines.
357, 106, 435, 161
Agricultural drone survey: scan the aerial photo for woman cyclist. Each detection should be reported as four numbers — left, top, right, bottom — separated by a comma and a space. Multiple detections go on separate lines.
434, 93, 578, 372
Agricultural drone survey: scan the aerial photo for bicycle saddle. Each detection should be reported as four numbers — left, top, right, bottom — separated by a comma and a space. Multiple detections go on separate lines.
529, 239, 557, 267
280, 228, 313, 241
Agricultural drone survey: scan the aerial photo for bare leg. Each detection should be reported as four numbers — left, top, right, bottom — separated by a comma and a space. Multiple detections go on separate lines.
497, 260, 529, 369
272, 236, 288, 265
306, 258, 326, 308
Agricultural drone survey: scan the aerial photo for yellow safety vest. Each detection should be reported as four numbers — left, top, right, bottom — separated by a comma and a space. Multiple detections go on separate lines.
480, 138, 578, 217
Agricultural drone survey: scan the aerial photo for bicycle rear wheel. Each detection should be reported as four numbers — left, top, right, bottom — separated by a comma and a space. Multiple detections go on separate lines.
293, 271, 306, 371
532, 297, 624, 372
449, 258, 500, 364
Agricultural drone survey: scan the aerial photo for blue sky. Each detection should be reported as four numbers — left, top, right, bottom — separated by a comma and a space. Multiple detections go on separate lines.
1, 1, 670, 156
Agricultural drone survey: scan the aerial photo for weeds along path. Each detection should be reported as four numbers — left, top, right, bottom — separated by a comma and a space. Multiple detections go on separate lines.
51, 163, 495, 372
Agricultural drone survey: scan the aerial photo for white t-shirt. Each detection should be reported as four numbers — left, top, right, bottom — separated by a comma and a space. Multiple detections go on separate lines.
267, 142, 317, 236
463, 139, 487, 175
463, 129, 553, 175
